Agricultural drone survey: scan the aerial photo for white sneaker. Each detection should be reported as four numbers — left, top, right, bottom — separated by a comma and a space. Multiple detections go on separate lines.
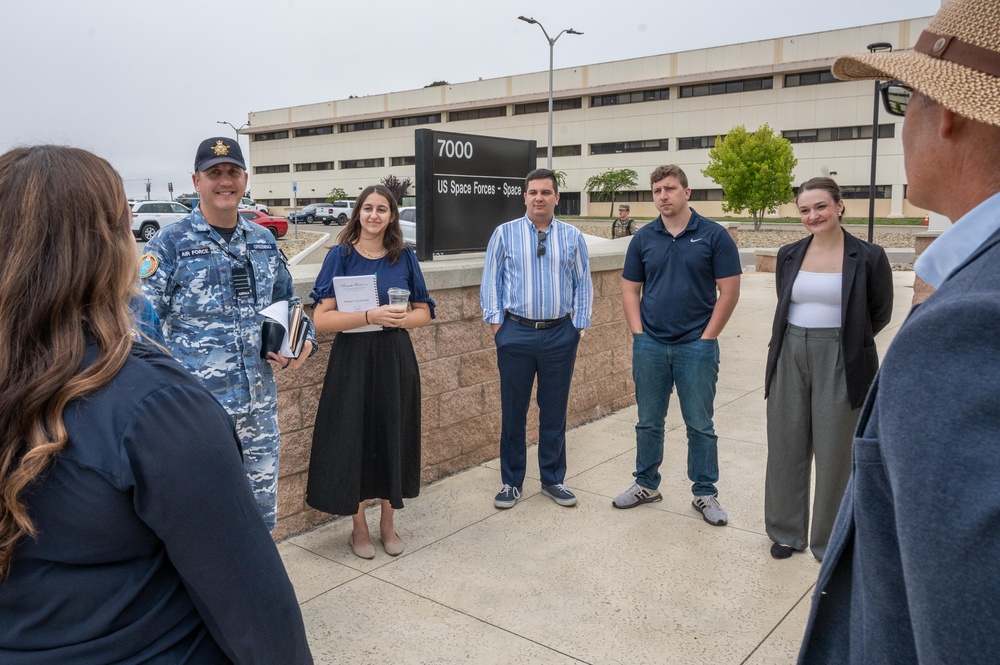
612, 482, 662, 509
692, 494, 728, 526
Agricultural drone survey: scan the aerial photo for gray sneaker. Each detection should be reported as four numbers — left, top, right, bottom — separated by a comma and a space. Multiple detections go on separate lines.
612, 482, 662, 509
692, 494, 728, 526
494, 484, 522, 509
541, 483, 578, 507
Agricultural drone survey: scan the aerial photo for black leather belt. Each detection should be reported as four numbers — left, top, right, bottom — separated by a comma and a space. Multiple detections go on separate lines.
505, 312, 570, 330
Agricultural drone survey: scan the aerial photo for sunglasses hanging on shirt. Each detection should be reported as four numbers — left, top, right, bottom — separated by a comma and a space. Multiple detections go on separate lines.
536, 230, 548, 257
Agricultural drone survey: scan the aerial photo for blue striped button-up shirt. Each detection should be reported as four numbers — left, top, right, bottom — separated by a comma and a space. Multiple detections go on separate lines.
481, 216, 593, 329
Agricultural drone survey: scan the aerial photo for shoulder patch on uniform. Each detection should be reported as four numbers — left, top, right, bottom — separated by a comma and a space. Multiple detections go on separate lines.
138, 253, 159, 278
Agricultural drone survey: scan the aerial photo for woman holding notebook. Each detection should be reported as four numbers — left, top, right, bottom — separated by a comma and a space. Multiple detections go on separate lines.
307, 184, 435, 559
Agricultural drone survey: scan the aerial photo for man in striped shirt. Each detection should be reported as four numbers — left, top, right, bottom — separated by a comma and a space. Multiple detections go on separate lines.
481, 168, 593, 510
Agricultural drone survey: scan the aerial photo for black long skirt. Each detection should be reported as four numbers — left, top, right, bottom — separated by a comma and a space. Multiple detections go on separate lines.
306, 330, 421, 516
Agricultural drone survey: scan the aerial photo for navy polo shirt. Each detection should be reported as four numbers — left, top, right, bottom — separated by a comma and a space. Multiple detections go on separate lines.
622, 208, 741, 344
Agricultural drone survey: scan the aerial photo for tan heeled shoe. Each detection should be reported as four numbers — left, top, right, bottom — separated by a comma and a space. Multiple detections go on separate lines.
381, 532, 404, 556
348, 533, 375, 559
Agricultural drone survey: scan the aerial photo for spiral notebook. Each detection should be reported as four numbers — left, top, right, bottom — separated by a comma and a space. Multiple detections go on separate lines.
332, 274, 382, 332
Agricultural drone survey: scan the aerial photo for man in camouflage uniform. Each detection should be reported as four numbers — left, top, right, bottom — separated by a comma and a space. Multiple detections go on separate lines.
139, 136, 314, 531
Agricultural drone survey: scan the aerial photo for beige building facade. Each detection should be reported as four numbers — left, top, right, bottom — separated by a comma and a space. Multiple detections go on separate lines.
247, 16, 931, 220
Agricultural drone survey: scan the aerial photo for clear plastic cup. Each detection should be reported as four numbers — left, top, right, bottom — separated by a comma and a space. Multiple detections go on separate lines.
387, 287, 410, 312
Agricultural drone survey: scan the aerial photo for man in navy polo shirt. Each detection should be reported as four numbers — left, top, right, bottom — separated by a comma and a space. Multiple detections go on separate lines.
613, 165, 741, 525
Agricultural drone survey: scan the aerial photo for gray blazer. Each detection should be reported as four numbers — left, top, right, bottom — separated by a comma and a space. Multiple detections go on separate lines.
764, 229, 893, 409
798, 226, 1000, 663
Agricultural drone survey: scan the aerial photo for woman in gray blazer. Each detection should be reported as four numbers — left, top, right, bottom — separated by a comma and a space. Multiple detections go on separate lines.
763, 177, 893, 561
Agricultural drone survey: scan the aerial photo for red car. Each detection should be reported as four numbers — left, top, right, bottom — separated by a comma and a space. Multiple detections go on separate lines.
239, 209, 288, 239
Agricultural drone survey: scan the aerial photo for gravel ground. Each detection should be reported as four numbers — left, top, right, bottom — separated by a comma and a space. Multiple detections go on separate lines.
279, 224, 918, 269
278, 230, 327, 261
572, 220, 917, 248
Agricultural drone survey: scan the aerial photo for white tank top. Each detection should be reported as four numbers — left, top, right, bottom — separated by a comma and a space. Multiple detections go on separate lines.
788, 271, 842, 328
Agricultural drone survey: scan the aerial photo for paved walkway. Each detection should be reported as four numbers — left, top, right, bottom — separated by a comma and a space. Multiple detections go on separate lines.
280, 271, 917, 665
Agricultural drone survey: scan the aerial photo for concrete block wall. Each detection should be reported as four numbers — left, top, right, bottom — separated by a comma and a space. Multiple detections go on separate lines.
271, 267, 635, 540
912, 231, 941, 305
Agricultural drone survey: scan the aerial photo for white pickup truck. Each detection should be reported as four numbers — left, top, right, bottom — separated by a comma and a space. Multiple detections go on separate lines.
323, 200, 354, 226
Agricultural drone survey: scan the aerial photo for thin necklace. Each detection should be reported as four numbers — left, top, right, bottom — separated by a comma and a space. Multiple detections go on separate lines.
355, 241, 387, 260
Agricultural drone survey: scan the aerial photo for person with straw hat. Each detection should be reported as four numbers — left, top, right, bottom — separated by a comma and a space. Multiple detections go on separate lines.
799, 1, 1000, 662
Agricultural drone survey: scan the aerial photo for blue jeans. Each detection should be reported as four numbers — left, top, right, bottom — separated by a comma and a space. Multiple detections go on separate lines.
632, 333, 720, 496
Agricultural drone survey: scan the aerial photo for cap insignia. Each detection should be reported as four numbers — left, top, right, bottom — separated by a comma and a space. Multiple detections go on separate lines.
211, 140, 230, 156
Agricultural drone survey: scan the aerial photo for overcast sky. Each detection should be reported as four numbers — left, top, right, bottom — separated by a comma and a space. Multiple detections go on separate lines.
2, 0, 939, 200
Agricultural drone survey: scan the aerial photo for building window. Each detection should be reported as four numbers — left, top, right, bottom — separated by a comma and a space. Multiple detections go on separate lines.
689, 189, 725, 201
254, 164, 290, 174
340, 158, 385, 169
448, 106, 507, 121
391, 114, 441, 128
536, 145, 582, 159
294, 125, 334, 137
782, 124, 895, 144
677, 135, 722, 150
252, 131, 289, 142
294, 198, 330, 205
588, 191, 654, 203
294, 162, 335, 172
679, 76, 773, 98
591, 87, 670, 107
784, 70, 839, 87
391, 156, 415, 166
838, 185, 892, 199
340, 120, 384, 133
514, 98, 582, 115
259, 199, 290, 207
590, 139, 669, 155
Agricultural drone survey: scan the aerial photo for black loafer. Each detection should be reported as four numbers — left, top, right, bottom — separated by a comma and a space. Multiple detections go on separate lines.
770, 543, 795, 559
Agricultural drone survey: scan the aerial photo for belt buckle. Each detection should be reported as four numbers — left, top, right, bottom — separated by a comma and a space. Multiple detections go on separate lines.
533, 321, 542, 329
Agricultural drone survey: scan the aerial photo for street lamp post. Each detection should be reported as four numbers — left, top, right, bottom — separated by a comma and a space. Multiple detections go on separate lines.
518, 16, 583, 170
866, 42, 892, 243
216, 120, 249, 138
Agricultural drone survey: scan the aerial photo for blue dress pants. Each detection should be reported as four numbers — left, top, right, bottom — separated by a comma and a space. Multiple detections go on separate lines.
495, 316, 580, 488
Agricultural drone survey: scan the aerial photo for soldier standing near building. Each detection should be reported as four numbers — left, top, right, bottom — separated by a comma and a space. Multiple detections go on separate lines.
612, 204, 635, 239
139, 137, 314, 531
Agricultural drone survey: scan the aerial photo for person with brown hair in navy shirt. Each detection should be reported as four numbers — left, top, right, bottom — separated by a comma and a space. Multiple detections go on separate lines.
0, 145, 312, 664
613, 165, 742, 526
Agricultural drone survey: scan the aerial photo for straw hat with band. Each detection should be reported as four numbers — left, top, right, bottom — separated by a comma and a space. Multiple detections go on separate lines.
833, 0, 1000, 128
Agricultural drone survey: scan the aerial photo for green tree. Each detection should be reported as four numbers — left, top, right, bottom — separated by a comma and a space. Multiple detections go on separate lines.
702, 124, 797, 230
380, 175, 412, 204
553, 170, 567, 190
325, 187, 348, 203
584, 168, 638, 217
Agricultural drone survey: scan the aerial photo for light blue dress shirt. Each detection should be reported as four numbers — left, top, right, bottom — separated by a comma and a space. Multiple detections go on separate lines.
915, 191, 1000, 288
481, 216, 593, 329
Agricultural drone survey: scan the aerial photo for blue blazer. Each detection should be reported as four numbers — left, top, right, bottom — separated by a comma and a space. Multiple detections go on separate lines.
798, 227, 1000, 663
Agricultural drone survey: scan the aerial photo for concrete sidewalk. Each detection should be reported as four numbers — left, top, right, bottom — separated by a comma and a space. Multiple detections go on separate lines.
279, 271, 917, 665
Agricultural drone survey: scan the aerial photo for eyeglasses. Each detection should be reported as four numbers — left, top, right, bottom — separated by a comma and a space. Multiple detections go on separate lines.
880, 80, 914, 117
536, 229, 547, 257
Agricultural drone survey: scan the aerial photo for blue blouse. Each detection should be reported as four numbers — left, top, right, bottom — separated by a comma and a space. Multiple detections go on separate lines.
311, 244, 436, 318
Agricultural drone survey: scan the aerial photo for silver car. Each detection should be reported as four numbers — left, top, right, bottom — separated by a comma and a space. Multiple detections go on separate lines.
398, 206, 416, 246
